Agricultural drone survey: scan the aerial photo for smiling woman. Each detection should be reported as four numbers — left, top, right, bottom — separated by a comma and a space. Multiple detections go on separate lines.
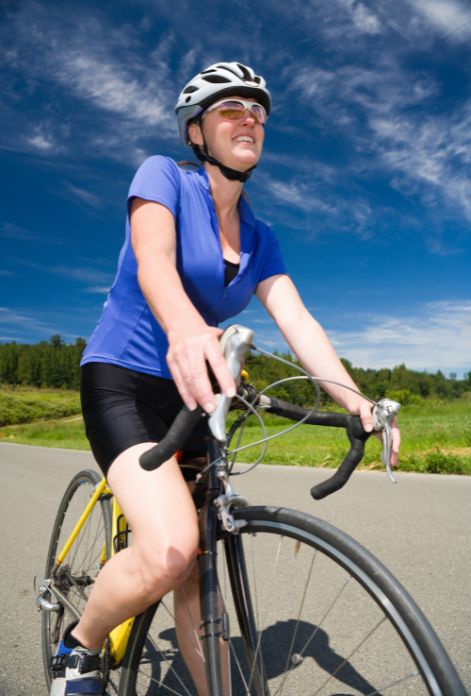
46, 60, 400, 696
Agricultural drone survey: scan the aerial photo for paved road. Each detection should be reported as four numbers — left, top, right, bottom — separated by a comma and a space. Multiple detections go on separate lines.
1, 441, 470, 695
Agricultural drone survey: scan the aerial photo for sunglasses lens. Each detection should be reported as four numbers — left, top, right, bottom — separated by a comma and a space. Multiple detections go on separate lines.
216, 100, 266, 124
219, 106, 246, 119
250, 104, 266, 124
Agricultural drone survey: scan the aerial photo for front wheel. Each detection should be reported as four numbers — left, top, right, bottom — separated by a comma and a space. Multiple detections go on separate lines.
118, 506, 465, 695
223, 506, 465, 695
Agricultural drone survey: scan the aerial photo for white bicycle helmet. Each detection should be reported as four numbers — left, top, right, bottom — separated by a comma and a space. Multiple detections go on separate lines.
176, 61, 271, 146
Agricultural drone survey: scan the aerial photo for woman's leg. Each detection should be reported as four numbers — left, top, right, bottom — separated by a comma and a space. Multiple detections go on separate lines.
71, 442, 200, 651
174, 564, 229, 696
173, 466, 229, 696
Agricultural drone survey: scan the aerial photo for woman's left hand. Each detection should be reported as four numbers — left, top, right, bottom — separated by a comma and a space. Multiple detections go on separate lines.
358, 401, 401, 468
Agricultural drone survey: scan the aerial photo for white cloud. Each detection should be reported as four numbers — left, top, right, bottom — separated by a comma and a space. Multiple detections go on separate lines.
0, 305, 95, 342
263, 177, 337, 215
49, 266, 114, 287
9, 257, 114, 289
425, 237, 461, 256
0, 306, 60, 340
355, 4, 381, 33
54, 52, 172, 131
65, 184, 103, 209
368, 105, 471, 221
288, 50, 471, 225
345, 1, 382, 34
409, 0, 471, 40
227, 299, 471, 375
0, 1, 178, 160
27, 131, 56, 152
1, 223, 39, 241
328, 300, 471, 374
82, 286, 110, 294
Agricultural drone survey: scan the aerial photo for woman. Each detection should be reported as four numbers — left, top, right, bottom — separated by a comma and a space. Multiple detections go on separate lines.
51, 62, 400, 695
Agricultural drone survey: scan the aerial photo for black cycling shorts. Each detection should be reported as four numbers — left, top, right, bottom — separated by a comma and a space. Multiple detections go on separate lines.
80, 362, 208, 477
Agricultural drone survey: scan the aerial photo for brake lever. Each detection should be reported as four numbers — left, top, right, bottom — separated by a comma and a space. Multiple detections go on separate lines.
208, 325, 254, 443
372, 398, 401, 483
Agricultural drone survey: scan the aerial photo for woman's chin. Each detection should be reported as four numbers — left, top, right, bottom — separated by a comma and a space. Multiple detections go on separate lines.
232, 151, 259, 170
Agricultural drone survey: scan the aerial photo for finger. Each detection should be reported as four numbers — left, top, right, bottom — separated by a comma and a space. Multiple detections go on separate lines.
359, 402, 373, 433
390, 419, 401, 468
204, 340, 236, 398
177, 340, 220, 413
167, 354, 198, 411
190, 367, 219, 413
170, 337, 221, 413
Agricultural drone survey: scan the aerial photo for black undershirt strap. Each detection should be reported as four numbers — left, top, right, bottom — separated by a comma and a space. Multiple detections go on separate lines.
224, 258, 240, 286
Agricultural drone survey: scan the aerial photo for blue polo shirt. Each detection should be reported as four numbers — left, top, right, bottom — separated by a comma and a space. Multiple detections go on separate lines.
81, 156, 288, 378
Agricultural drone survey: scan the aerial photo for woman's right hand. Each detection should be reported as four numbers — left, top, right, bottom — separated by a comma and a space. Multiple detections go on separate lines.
166, 323, 236, 413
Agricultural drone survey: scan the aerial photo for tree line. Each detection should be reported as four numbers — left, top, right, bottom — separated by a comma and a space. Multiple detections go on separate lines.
0, 336, 469, 402
0, 336, 86, 390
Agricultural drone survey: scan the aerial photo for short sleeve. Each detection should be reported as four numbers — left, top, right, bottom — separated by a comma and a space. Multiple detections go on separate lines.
128, 156, 181, 216
257, 224, 289, 283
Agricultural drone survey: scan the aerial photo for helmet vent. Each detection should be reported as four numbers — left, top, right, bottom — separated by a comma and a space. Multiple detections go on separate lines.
237, 63, 252, 80
183, 86, 198, 94
202, 75, 232, 83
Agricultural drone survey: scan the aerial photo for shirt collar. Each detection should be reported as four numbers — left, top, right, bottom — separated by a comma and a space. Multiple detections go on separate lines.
197, 166, 256, 230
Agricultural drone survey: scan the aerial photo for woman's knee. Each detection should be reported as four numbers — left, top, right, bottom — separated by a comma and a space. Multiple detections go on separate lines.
134, 528, 199, 601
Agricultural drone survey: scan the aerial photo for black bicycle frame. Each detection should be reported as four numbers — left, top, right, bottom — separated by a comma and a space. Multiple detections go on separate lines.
198, 438, 226, 696
198, 438, 268, 696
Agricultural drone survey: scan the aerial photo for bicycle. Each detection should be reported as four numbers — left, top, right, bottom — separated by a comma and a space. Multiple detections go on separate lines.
36, 324, 466, 695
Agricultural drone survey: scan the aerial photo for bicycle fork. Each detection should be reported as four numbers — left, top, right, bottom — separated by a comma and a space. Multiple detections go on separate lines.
198, 444, 269, 696
199, 499, 228, 696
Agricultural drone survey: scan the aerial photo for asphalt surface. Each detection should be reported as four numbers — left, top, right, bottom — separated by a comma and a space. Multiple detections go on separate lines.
0, 441, 470, 695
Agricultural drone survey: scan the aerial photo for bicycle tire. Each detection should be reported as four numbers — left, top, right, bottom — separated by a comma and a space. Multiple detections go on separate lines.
41, 469, 112, 689
118, 505, 465, 695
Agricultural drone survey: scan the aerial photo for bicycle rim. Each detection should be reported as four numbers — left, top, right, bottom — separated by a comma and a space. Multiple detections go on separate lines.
221, 506, 464, 696
41, 469, 112, 689
117, 506, 464, 695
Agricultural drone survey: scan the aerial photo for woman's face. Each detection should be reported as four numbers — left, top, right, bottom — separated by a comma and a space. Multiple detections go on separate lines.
189, 96, 265, 172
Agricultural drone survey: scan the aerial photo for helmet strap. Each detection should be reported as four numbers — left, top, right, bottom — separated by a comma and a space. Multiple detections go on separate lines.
190, 136, 256, 183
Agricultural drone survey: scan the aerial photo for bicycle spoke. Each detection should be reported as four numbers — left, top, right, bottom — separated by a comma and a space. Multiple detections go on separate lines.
365, 671, 422, 695
276, 546, 318, 695
41, 471, 111, 692
135, 598, 196, 696
119, 507, 464, 696
313, 615, 388, 694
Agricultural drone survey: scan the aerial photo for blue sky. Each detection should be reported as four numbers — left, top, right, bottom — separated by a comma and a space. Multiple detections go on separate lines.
1, 0, 470, 376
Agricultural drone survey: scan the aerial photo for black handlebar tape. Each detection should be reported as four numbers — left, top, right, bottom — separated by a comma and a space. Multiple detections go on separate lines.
139, 406, 204, 471
265, 398, 371, 500
266, 398, 349, 428
310, 416, 371, 500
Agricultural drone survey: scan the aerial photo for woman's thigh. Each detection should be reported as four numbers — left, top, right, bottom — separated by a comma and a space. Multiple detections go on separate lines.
107, 443, 199, 558
80, 363, 208, 478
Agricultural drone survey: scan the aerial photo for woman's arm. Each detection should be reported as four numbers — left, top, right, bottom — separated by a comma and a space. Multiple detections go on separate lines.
256, 274, 400, 464
130, 198, 235, 412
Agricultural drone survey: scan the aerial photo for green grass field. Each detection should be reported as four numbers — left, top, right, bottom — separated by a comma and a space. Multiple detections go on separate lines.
1, 387, 470, 475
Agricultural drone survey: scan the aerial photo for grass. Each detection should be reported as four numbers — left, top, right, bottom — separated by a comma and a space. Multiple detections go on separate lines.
1, 388, 470, 475
0, 386, 80, 426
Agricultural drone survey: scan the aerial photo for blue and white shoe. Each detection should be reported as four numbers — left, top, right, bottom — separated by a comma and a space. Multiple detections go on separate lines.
49, 639, 73, 696
64, 647, 102, 695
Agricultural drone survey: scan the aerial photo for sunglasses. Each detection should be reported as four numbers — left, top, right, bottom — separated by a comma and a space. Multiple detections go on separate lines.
204, 98, 268, 125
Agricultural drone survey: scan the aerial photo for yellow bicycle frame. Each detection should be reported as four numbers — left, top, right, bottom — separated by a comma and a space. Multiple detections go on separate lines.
108, 495, 135, 665
53, 478, 135, 667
